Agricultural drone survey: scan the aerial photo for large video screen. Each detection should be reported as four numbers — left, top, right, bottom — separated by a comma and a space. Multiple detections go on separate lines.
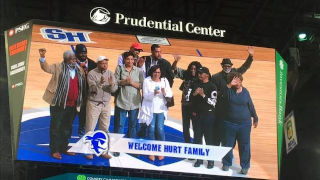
5, 20, 286, 180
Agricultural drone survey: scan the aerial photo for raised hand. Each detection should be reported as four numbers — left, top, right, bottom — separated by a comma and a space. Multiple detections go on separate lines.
39, 48, 46, 58
230, 77, 239, 86
248, 46, 254, 56
173, 54, 181, 62
171, 55, 181, 70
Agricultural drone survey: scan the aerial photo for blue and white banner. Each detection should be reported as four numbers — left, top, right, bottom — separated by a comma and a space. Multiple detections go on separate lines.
69, 131, 231, 161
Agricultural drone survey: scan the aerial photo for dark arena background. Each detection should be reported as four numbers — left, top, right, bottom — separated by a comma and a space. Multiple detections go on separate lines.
1, 1, 320, 180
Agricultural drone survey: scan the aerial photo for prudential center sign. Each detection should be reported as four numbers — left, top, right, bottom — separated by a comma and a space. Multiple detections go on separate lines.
90, 7, 226, 38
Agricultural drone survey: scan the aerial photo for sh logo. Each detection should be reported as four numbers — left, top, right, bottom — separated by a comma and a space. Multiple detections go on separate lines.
40, 27, 93, 43
85, 130, 109, 156
90, 7, 111, 25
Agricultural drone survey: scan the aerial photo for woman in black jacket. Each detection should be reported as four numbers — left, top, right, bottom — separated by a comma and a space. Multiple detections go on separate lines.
172, 58, 202, 143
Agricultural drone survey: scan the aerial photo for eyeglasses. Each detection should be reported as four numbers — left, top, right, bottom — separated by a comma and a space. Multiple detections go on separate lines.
134, 49, 142, 52
153, 71, 161, 73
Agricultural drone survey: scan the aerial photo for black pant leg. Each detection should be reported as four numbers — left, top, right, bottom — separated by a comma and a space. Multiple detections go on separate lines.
203, 112, 215, 146
193, 113, 203, 145
59, 106, 77, 152
182, 105, 192, 143
77, 103, 86, 133
49, 106, 62, 154
212, 117, 222, 146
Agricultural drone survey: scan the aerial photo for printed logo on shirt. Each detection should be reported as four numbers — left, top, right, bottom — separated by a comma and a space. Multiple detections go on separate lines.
207, 90, 217, 107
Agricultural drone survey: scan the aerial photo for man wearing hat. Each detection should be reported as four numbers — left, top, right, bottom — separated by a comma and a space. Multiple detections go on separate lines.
211, 46, 254, 147
190, 67, 218, 168
117, 42, 143, 66
75, 44, 97, 136
85, 56, 117, 160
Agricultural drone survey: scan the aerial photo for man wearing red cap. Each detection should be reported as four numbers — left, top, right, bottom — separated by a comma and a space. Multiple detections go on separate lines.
117, 42, 143, 66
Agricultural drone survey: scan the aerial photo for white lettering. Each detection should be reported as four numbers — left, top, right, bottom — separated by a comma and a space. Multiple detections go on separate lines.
220, 29, 226, 37
139, 17, 147, 27
185, 22, 194, 33
213, 29, 220, 37
179, 21, 183, 32
10, 66, 25, 76
112, 13, 226, 38
194, 26, 201, 34
147, 20, 154, 28
154, 21, 162, 29
15, 23, 30, 33
115, 13, 124, 24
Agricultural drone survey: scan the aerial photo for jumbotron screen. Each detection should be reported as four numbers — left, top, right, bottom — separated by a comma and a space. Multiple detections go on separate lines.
4, 20, 287, 180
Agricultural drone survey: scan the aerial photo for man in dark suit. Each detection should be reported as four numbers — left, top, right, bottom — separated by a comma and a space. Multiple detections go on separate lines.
140, 44, 174, 87
211, 46, 254, 147
75, 44, 97, 136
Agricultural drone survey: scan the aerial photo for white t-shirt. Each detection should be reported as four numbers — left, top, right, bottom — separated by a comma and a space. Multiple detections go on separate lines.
139, 77, 173, 125
152, 81, 165, 113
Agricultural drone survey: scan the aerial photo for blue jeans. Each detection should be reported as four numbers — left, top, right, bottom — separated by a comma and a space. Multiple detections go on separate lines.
222, 121, 251, 169
116, 107, 139, 139
147, 113, 165, 141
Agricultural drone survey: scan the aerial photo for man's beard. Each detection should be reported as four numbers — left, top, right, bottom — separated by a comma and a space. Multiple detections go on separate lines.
68, 63, 76, 69
223, 69, 231, 73
77, 55, 87, 62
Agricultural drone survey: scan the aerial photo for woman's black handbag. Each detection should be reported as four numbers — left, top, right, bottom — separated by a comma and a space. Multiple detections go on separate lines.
166, 96, 175, 108
162, 77, 174, 108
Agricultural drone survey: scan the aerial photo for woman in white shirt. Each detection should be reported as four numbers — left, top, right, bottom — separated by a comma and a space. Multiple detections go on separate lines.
139, 65, 173, 161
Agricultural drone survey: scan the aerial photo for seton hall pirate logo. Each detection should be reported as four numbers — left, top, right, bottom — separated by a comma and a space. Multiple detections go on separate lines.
85, 130, 109, 156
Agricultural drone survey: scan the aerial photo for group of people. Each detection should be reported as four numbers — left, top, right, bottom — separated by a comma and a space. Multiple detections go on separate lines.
172, 46, 258, 174
39, 42, 258, 175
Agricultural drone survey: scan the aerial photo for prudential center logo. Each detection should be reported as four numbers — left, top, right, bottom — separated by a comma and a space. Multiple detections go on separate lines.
90, 7, 111, 25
